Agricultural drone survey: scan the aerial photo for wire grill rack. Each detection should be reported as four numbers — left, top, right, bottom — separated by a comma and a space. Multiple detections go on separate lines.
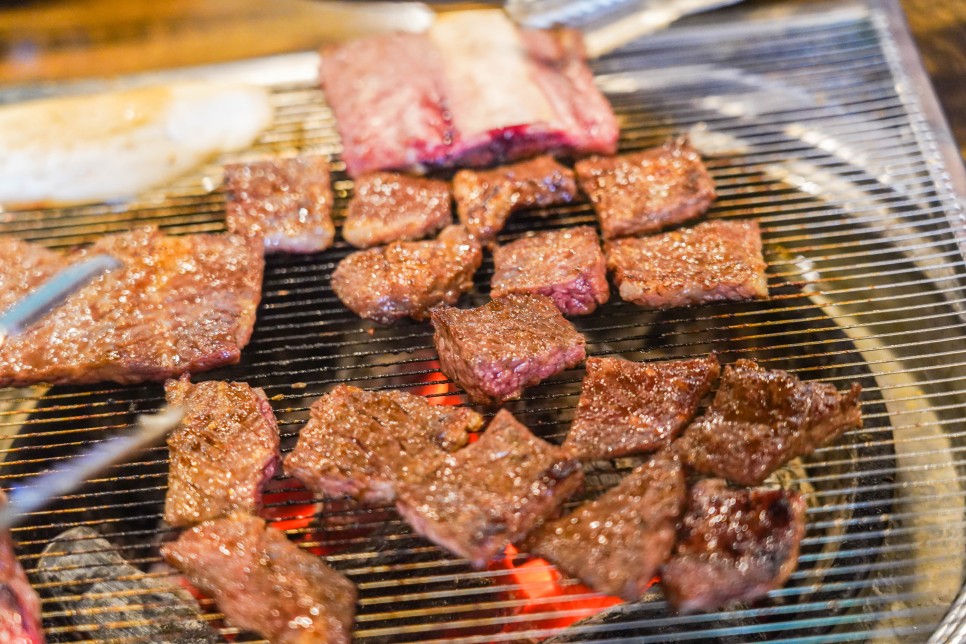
2, 0, 966, 641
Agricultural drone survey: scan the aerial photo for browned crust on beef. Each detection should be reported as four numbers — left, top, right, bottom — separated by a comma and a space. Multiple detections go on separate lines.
343, 172, 452, 248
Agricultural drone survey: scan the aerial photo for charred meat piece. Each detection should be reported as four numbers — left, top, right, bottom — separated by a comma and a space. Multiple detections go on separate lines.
522, 452, 685, 600
661, 479, 807, 613
343, 173, 452, 248
224, 155, 335, 254
564, 355, 720, 460
396, 410, 584, 568
284, 385, 483, 504
0, 491, 43, 644
38, 526, 218, 643
0, 228, 263, 387
606, 219, 767, 309
332, 225, 482, 325
575, 138, 716, 240
453, 156, 578, 241
431, 293, 587, 403
677, 359, 862, 486
163, 376, 281, 527
162, 513, 356, 644
491, 226, 609, 316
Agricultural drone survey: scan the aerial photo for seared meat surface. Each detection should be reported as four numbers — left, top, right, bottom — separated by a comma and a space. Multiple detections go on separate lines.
575, 138, 716, 240
0, 236, 69, 313
522, 452, 685, 600
162, 513, 356, 644
284, 385, 482, 504
343, 173, 452, 248
677, 359, 862, 486
661, 479, 807, 613
396, 410, 584, 568
564, 355, 720, 460
332, 225, 482, 325
491, 226, 609, 315
163, 376, 280, 527
224, 155, 335, 254
453, 155, 578, 241
0, 228, 263, 387
431, 293, 587, 403
606, 219, 767, 309
0, 491, 43, 644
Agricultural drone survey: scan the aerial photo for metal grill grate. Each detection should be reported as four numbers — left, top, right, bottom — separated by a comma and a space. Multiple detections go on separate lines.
2, 0, 966, 641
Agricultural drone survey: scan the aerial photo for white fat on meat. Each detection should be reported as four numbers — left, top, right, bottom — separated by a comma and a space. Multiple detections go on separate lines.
0, 81, 273, 206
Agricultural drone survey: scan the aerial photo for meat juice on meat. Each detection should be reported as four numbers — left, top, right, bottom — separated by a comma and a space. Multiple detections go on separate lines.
343, 172, 452, 248
431, 293, 587, 403
163, 376, 281, 527
331, 225, 482, 324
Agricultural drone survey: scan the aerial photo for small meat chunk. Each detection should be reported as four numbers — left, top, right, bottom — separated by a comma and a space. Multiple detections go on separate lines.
284, 385, 483, 504
396, 410, 584, 568
0, 228, 263, 387
606, 219, 767, 309
224, 155, 335, 254
0, 491, 43, 644
677, 359, 862, 486
575, 138, 716, 240
564, 355, 720, 460
491, 226, 609, 316
343, 173, 452, 248
431, 293, 587, 403
453, 156, 578, 241
163, 376, 281, 527
162, 513, 356, 644
332, 225, 482, 325
661, 479, 807, 613
522, 452, 685, 600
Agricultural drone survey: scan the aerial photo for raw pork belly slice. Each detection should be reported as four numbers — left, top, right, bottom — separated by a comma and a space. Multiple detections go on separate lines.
396, 410, 584, 568
522, 452, 685, 600
284, 385, 482, 504
575, 138, 716, 240
224, 155, 335, 254
431, 293, 587, 403
606, 219, 767, 309
320, 11, 618, 178
492, 226, 608, 315
331, 225, 482, 325
0, 228, 263, 387
564, 355, 720, 461
453, 155, 578, 241
38, 527, 218, 643
0, 491, 43, 644
677, 359, 862, 486
320, 32, 454, 177
661, 479, 806, 613
163, 376, 281, 527
343, 172, 452, 248
162, 513, 356, 644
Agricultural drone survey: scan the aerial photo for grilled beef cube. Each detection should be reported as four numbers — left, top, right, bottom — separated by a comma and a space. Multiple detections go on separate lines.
162, 513, 356, 644
575, 138, 716, 240
677, 359, 862, 486
284, 385, 482, 504
453, 156, 578, 241
522, 452, 685, 600
661, 479, 807, 613
491, 226, 609, 316
564, 355, 720, 460
224, 155, 335, 254
0, 228, 263, 387
0, 491, 43, 644
332, 225, 482, 325
396, 410, 584, 568
163, 376, 281, 527
38, 527, 218, 643
606, 219, 767, 309
431, 293, 587, 403
343, 173, 452, 248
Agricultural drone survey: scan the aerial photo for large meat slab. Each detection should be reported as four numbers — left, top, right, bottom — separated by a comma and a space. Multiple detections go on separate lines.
0, 228, 263, 387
